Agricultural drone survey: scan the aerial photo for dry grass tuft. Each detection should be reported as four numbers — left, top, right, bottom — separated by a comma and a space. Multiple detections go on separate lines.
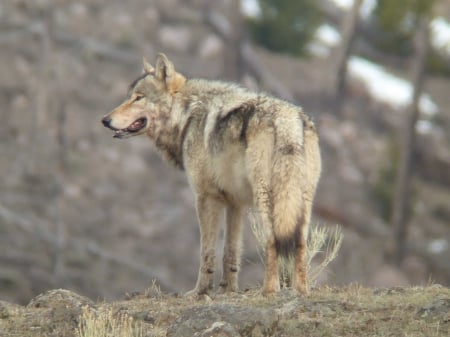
77, 306, 143, 337
307, 224, 343, 285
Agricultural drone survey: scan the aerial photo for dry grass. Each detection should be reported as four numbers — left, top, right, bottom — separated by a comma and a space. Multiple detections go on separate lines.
307, 224, 343, 285
2, 284, 448, 336
77, 306, 143, 337
305, 285, 449, 337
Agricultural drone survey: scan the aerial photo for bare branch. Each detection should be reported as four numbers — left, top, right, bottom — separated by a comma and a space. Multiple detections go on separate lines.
391, 15, 431, 265
334, 0, 364, 102
204, 9, 294, 101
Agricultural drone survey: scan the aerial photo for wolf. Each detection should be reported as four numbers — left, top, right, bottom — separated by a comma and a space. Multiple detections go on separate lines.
102, 53, 321, 296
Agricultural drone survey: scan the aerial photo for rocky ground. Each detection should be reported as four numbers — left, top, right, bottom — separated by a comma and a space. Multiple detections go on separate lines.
0, 286, 449, 336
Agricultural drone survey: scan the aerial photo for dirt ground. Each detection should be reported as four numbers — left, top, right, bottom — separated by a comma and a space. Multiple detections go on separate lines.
1, 285, 449, 336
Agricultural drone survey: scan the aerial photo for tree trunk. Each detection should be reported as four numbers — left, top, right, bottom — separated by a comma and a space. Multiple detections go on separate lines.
334, 0, 363, 105
391, 16, 430, 265
224, 0, 243, 81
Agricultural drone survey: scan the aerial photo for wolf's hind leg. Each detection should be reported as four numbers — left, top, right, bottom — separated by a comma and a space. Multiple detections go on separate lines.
262, 232, 280, 296
251, 182, 280, 296
186, 195, 223, 296
218, 205, 244, 293
245, 133, 280, 296
294, 197, 313, 295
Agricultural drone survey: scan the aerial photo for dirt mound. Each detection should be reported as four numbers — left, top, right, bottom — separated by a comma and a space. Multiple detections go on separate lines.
1, 286, 448, 336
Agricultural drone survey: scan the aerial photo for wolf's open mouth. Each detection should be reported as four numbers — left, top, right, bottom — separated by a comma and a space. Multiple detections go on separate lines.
127, 117, 147, 132
113, 117, 147, 138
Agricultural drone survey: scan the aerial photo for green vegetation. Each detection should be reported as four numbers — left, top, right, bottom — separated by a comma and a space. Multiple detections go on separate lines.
371, 0, 435, 56
370, 138, 400, 222
428, 48, 450, 77
248, 0, 321, 56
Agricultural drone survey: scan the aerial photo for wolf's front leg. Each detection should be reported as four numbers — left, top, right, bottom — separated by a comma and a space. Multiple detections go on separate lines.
218, 205, 244, 293
186, 195, 223, 297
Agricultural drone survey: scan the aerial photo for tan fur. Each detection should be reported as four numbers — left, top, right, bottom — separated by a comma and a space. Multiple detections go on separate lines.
102, 53, 321, 296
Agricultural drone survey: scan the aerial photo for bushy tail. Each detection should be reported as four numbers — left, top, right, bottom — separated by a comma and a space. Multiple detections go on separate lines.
269, 113, 314, 258
249, 112, 321, 288
271, 148, 305, 258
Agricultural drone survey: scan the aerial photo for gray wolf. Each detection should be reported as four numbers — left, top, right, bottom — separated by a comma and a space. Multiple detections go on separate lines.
102, 53, 321, 296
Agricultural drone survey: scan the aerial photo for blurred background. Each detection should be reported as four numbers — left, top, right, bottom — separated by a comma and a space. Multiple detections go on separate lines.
0, 0, 449, 304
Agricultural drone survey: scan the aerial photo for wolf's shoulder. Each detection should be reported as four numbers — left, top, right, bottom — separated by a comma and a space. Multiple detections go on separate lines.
185, 79, 255, 99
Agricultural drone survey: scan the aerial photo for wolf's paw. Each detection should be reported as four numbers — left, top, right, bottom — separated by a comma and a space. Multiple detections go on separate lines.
184, 287, 212, 300
261, 283, 281, 297
261, 288, 277, 297
217, 281, 239, 294
261, 279, 281, 297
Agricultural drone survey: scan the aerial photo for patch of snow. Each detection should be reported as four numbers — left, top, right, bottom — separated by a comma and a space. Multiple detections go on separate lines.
416, 120, 434, 134
310, 24, 341, 57
348, 56, 439, 117
331, 0, 354, 9
329, 0, 376, 19
360, 0, 377, 19
308, 43, 332, 58
316, 24, 342, 46
431, 17, 450, 55
241, 0, 260, 18
428, 239, 448, 255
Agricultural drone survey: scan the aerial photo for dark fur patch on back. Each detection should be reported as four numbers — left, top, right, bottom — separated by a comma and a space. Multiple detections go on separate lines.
213, 101, 256, 149
239, 104, 255, 146
279, 144, 295, 155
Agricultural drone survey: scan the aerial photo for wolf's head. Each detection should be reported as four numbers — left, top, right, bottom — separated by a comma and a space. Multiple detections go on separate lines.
102, 53, 186, 139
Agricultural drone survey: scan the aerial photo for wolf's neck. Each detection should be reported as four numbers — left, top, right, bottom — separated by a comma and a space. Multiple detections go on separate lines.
148, 99, 193, 170
149, 120, 184, 170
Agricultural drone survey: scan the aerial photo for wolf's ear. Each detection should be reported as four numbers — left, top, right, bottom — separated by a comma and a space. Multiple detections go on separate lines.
143, 57, 154, 74
155, 53, 186, 94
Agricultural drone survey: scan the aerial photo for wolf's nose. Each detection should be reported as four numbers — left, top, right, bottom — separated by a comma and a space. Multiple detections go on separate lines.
102, 116, 112, 127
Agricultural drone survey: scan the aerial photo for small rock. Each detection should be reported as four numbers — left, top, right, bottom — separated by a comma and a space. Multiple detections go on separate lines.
196, 321, 239, 337
27, 289, 94, 309
417, 298, 450, 323
167, 304, 278, 337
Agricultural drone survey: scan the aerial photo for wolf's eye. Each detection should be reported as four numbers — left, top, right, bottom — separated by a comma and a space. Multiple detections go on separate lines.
134, 94, 144, 101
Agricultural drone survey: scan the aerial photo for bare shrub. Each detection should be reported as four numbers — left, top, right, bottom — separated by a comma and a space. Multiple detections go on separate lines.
249, 211, 343, 287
